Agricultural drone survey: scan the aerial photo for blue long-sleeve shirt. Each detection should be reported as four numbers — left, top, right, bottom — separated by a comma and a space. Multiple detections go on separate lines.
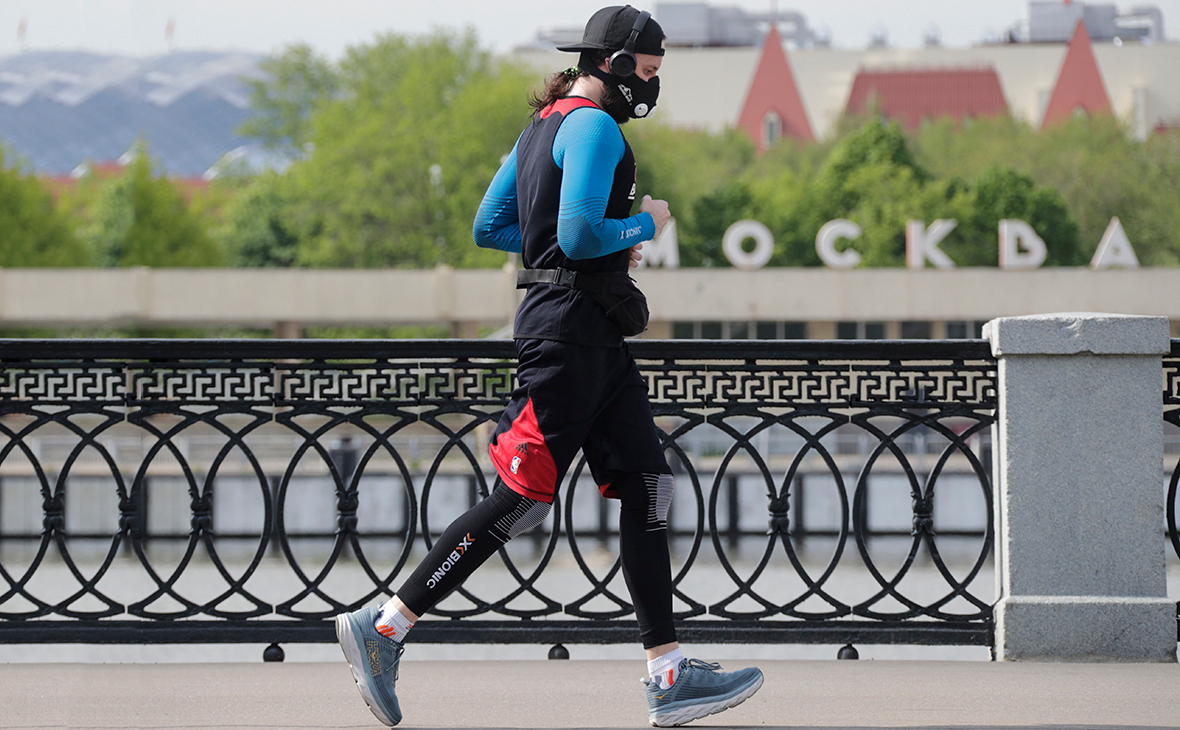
473, 106, 654, 259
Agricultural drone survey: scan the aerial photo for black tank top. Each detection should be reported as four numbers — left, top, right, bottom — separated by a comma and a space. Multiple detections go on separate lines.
512, 97, 637, 347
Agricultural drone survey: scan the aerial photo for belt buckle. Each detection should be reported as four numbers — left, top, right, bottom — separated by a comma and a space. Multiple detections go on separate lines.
556, 269, 578, 287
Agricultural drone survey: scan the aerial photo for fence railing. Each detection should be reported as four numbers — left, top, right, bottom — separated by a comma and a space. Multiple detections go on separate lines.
1163, 341, 1180, 624
0, 338, 1001, 654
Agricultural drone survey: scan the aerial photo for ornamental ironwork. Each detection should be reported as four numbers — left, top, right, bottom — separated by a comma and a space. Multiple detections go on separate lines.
0, 339, 997, 651
1163, 341, 1180, 601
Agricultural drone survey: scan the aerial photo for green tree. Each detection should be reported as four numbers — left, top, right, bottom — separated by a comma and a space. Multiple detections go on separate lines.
747, 119, 943, 267
242, 30, 534, 269
1137, 128, 1180, 265
238, 43, 339, 153
0, 148, 89, 266
951, 167, 1082, 266
1032, 116, 1175, 266
216, 171, 302, 266
913, 115, 1177, 266
707, 119, 1085, 269
688, 181, 756, 267
85, 144, 223, 267
629, 125, 756, 265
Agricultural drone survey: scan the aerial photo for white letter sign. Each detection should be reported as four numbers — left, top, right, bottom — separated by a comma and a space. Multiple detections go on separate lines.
906, 220, 957, 270
816, 219, 862, 269
723, 220, 774, 270
637, 217, 680, 268
998, 220, 1047, 270
1090, 217, 1140, 269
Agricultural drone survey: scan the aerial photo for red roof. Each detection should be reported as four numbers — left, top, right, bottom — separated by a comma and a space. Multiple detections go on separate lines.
844, 67, 1009, 130
1041, 20, 1112, 128
39, 160, 209, 202
737, 26, 814, 149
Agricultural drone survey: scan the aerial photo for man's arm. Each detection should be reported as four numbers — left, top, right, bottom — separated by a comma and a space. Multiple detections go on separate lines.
473, 143, 523, 253
554, 109, 655, 260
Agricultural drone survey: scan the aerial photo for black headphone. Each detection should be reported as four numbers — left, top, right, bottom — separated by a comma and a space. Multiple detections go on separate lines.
608, 10, 650, 77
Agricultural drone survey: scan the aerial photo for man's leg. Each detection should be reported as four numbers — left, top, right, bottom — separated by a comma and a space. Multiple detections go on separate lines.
615, 471, 678, 651
336, 484, 550, 726
394, 484, 551, 615
613, 471, 765, 726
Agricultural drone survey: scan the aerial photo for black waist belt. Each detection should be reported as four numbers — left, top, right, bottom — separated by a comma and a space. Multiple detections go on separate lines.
516, 267, 649, 336
517, 268, 632, 290
516, 268, 581, 289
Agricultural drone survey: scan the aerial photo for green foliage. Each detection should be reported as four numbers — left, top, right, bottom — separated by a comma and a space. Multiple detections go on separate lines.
823, 119, 929, 190
912, 115, 1179, 266
85, 143, 223, 267
1138, 128, 1180, 265
628, 125, 756, 266
216, 171, 301, 266
954, 167, 1082, 266
688, 182, 755, 267
234, 29, 535, 269
0, 148, 88, 266
238, 43, 339, 153
225, 34, 1177, 272
689, 119, 953, 268
806, 121, 932, 266
669, 117, 1089, 269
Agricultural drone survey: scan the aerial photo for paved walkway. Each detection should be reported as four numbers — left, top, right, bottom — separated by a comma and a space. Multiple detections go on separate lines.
3, 658, 1179, 729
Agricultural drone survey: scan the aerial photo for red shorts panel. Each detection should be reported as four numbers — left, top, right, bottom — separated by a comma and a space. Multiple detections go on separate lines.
489, 339, 669, 503
488, 398, 558, 503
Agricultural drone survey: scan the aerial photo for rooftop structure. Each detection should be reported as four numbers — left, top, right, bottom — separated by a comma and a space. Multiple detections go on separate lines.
527, 2, 1170, 51
1041, 20, 1114, 127
735, 25, 813, 150
653, 2, 823, 48
524, 2, 824, 50
1023, 1, 1166, 43
844, 67, 1009, 131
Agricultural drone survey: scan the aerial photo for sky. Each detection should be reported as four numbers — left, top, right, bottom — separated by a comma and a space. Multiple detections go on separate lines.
0, 0, 1178, 58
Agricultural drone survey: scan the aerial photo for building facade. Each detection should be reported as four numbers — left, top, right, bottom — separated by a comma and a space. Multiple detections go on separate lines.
516, 19, 1180, 142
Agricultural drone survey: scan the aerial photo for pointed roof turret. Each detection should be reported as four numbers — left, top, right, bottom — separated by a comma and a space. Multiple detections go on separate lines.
1041, 20, 1112, 129
736, 25, 813, 150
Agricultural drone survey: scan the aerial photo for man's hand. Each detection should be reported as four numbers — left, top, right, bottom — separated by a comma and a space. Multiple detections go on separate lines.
640, 195, 670, 239
628, 242, 643, 268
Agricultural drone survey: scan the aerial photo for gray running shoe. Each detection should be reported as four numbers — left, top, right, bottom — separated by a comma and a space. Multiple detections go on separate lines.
644, 658, 764, 727
336, 606, 404, 726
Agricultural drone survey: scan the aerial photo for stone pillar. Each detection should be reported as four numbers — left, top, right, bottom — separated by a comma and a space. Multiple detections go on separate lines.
274, 321, 302, 339
985, 313, 1176, 661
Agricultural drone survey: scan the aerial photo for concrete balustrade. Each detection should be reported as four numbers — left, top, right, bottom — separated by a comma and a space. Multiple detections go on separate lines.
986, 312, 1177, 661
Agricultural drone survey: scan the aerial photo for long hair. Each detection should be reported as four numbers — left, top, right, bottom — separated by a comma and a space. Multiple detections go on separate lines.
527, 51, 610, 117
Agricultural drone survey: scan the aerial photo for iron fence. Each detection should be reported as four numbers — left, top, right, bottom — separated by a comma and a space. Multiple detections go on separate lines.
0, 339, 1000, 654
1164, 340, 1180, 634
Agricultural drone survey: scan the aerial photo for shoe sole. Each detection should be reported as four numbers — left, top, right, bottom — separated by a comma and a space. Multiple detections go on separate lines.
335, 613, 397, 727
649, 672, 764, 727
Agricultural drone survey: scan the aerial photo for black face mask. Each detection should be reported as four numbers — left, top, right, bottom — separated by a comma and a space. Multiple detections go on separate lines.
579, 60, 659, 121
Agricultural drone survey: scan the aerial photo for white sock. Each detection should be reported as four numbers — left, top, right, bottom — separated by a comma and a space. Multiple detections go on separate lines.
647, 648, 685, 689
374, 600, 414, 644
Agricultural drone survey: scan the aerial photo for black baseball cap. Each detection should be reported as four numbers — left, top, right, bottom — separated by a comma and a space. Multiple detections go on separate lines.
556, 5, 666, 56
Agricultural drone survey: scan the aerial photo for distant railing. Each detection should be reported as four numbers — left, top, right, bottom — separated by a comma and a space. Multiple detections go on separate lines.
0, 339, 999, 655
1163, 340, 1180, 630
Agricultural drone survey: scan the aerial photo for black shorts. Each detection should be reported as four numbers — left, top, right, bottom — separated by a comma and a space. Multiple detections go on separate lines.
489, 338, 670, 503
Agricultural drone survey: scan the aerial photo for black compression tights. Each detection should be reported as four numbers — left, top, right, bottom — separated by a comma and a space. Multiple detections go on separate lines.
395, 484, 550, 615
616, 472, 677, 648
395, 474, 678, 649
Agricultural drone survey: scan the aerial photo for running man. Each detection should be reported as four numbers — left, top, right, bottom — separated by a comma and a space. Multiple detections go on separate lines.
336, 6, 764, 726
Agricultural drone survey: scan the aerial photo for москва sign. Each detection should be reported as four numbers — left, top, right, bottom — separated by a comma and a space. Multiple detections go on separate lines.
637, 216, 1140, 270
